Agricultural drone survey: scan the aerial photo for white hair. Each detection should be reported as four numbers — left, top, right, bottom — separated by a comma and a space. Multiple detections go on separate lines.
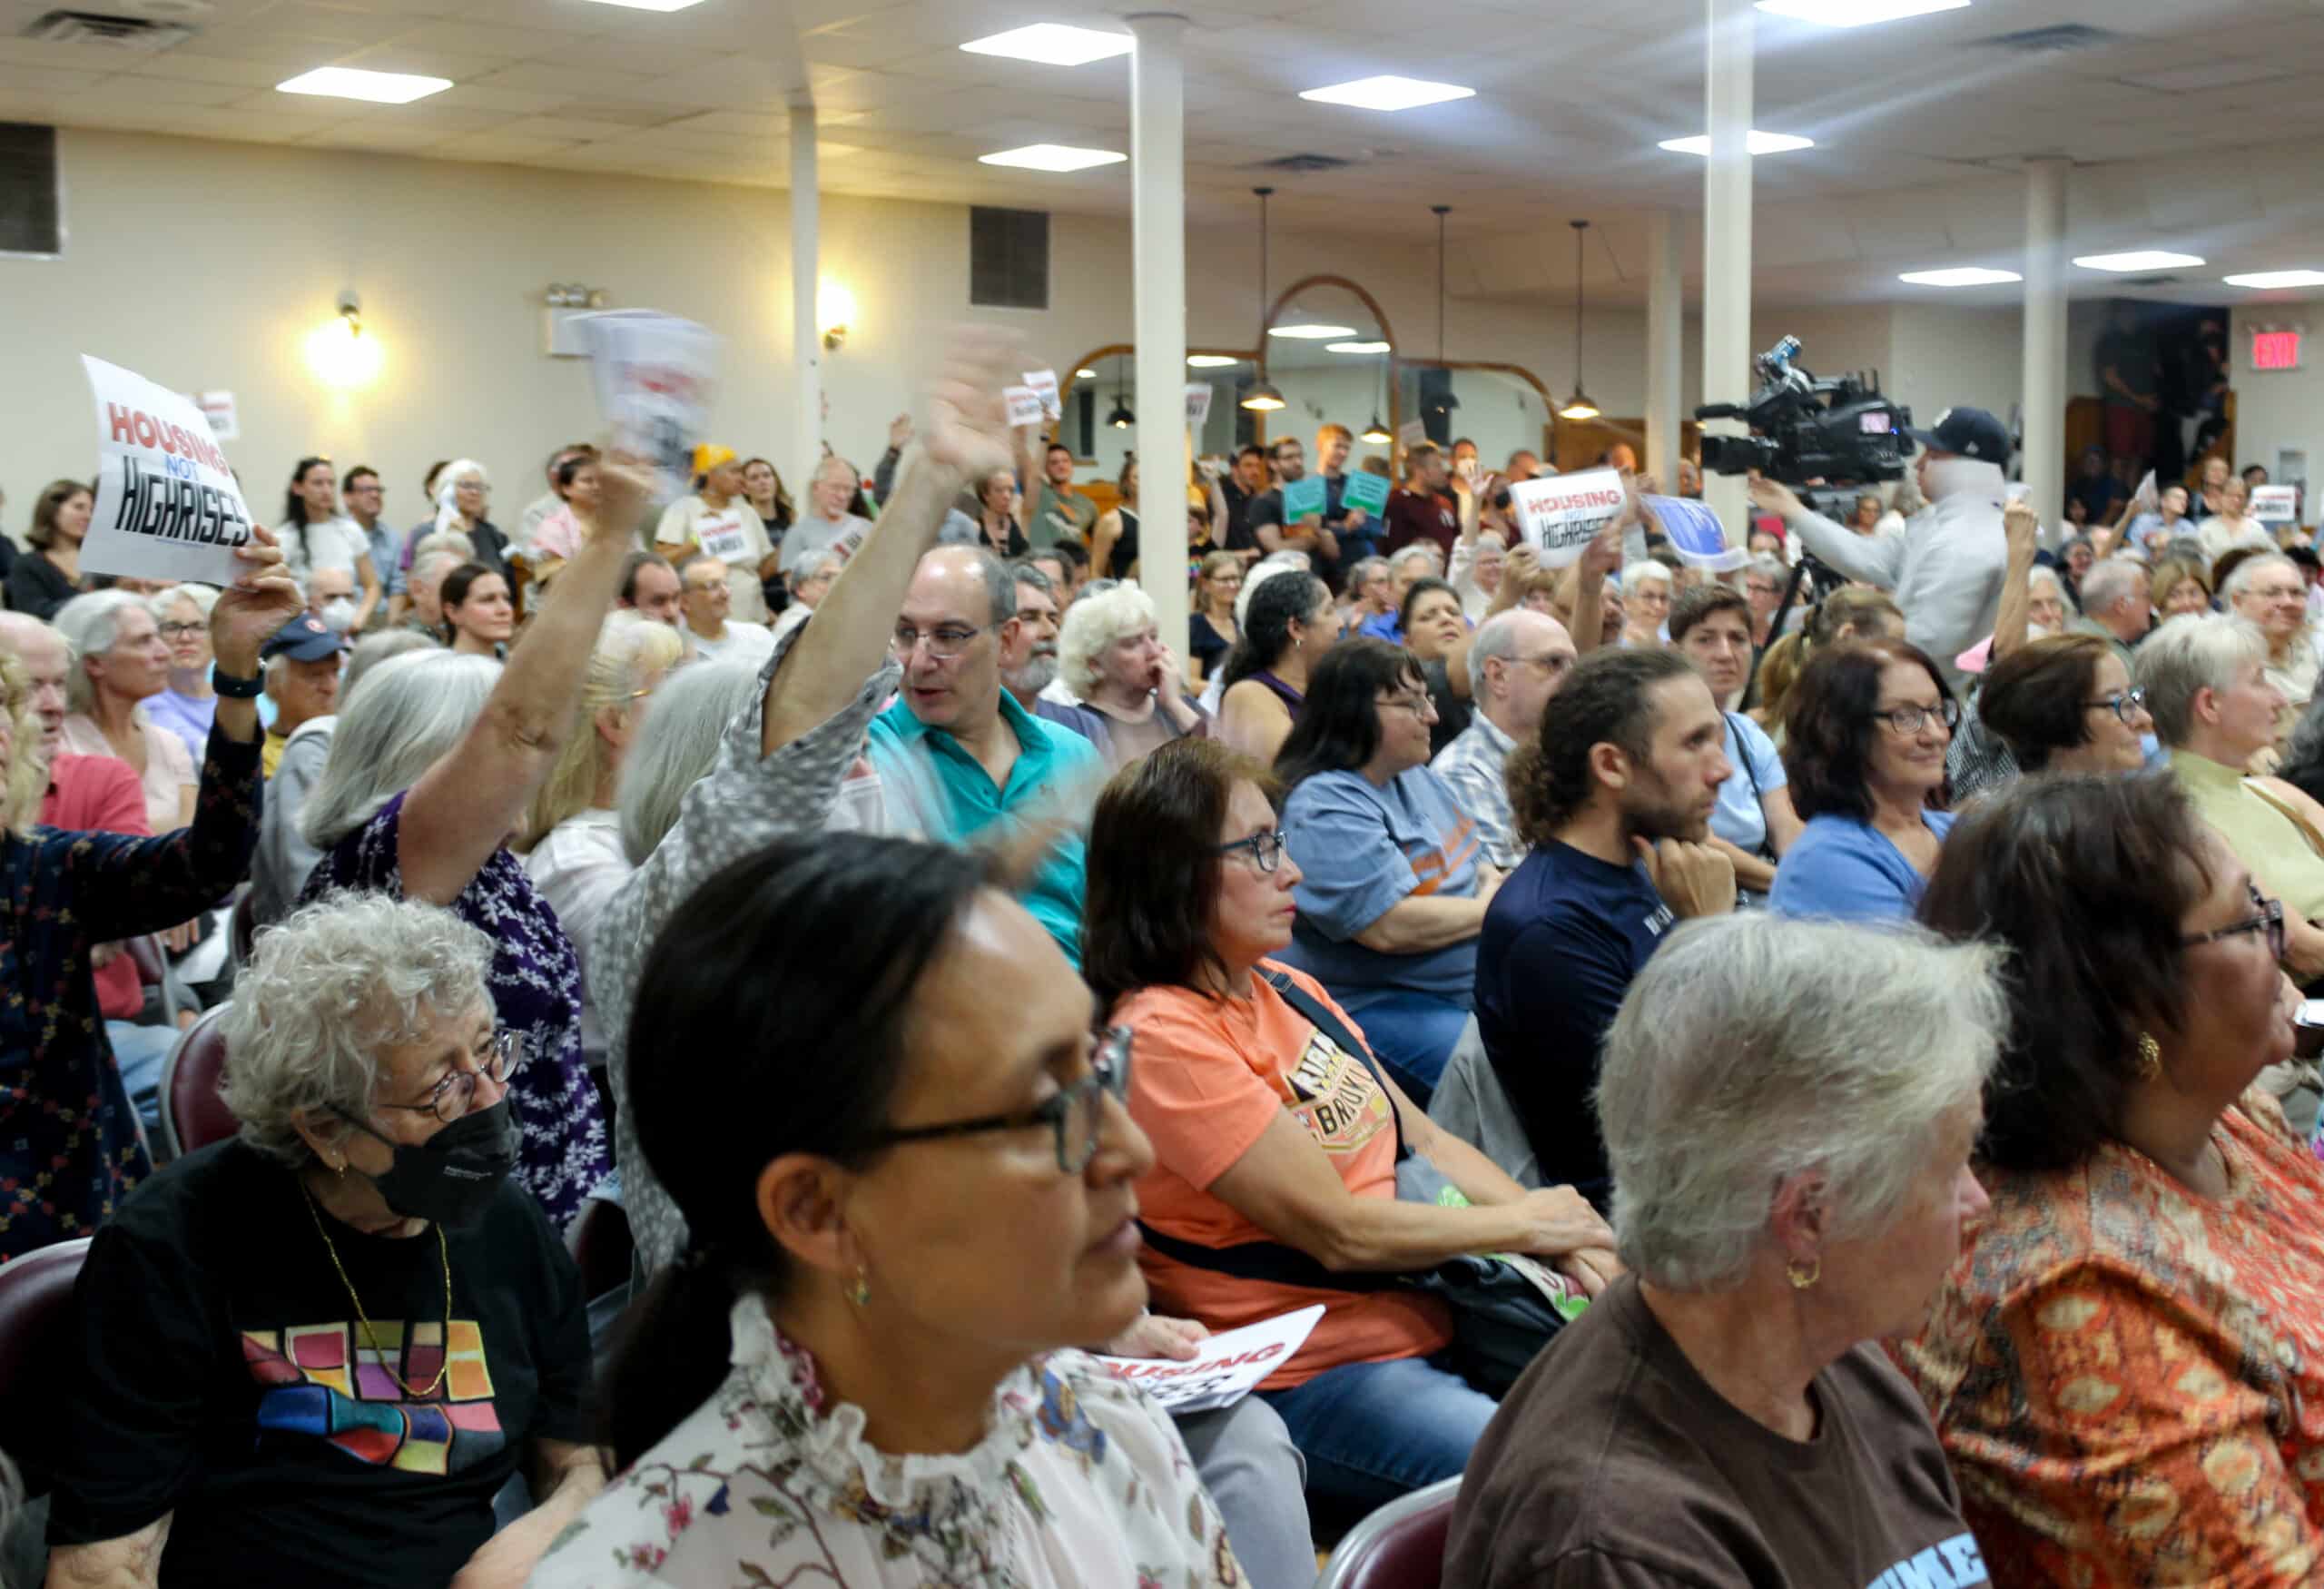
1057, 582, 1158, 697
433, 459, 488, 537
2136, 611, 2269, 746
221, 890, 495, 1166
300, 649, 500, 851
147, 583, 218, 623
616, 660, 762, 865
1389, 545, 1438, 577
2221, 551, 2299, 607
2025, 565, 2068, 605
1619, 560, 1672, 594
53, 590, 149, 714
1598, 914, 2005, 1292
1236, 559, 1305, 630
2078, 556, 2147, 618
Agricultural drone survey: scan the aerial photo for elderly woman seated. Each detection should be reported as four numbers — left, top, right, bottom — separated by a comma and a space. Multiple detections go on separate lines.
1048, 582, 1206, 770
1905, 774, 2324, 1585
1446, 912, 2003, 1586
44, 892, 600, 1587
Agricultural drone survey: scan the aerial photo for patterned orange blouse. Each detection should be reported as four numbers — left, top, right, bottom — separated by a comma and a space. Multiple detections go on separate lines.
1893, 1093, 2324, 1586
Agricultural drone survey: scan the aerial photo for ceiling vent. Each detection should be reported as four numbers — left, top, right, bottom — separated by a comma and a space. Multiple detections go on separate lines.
1251, 153, 1354, 174
20, 10, 195, 48
1974, 24, 2121, 54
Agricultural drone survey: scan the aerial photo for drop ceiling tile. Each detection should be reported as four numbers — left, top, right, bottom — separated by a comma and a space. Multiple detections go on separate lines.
0, 64, 103, 94
79, 74, 252, 106
529, 35, 712, 74
428, 83, 572, 113
299, 123, 451, 151
468, 61, 660, 96
678, 110, 789, 137
113, 51, 290, 88
195, 23, 399, 62
427, 131, 576, 158
384, 21, 584, 57
334, 46, 515, 80
314, 99, 514, 133
0, 37, 145, 70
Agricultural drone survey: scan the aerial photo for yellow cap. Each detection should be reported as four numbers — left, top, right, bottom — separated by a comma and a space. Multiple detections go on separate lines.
692, 443, 737, 476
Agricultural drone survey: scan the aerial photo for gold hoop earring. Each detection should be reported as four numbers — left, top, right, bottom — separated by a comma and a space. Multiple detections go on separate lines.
848, 1267, 871, 1309
1786, 1258, 1819, 1290
2136, 1031, 2162, 1081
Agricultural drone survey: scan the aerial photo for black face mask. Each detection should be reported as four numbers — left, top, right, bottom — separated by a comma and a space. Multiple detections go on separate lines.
339, 1098, 518, 1229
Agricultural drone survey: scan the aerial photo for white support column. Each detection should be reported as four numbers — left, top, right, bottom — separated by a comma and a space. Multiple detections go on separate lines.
1128, 12, 1190, 654
2021, 157, 2070, 539
1645, 210, 1685, 487
1700, 0, 1754, 538
789, 96, 822, 494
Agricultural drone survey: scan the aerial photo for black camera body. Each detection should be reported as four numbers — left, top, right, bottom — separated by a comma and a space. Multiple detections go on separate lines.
1695, 337, 1914, 488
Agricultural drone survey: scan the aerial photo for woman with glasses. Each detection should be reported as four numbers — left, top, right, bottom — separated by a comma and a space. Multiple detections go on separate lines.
1977, 634, 2154, 780
1903, 774, 2324, 1587
1083, 740, 1614, 1518
298, 459, 658, 1229
1769, 638, 1960, 923
1188, 550, 1242, 686
44, 891, 604, 1589
143, 582, 221, 766
533, 834, 1242, 1588
1269, 638, 1502, 1102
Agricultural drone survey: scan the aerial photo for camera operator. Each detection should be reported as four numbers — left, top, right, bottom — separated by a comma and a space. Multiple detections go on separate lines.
1746, 407, 2011, 693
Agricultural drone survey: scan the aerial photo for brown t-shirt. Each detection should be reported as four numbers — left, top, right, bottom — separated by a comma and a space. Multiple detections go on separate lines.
1444, 1276, 1988, 1589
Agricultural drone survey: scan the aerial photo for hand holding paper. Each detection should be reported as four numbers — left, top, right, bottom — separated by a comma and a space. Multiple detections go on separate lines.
209, 524, 303, 674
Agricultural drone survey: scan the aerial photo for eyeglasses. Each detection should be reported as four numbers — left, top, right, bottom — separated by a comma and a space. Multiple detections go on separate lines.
347, 481, 384, 495
2084, 686, 2149, 724
873, 1028, 1133, 1175
1515, 653, 1575, 676
157, 621, 205, 640
2181, 883, 2287, 962
1378, 691, 1438, 719
1216, 828, 1288, 873
380, 1031, 526, 1124
891, 622, 992, 660
1872, 699, 1961, 736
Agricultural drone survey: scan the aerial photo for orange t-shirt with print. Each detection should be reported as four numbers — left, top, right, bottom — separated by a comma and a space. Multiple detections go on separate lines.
1117, 961, 1452, 1390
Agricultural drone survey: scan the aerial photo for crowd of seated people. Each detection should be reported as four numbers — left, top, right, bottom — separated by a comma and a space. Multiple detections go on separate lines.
6, 317, 2324, 1589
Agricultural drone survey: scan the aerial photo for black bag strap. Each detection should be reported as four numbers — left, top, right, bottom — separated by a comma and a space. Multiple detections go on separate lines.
1257, 969, 1409, 1163
1723, 713, 1777, 863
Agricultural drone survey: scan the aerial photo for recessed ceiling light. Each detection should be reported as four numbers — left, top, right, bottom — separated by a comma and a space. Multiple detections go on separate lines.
1074, 368, 1098, 379
960, 23, 1134, 66
2074, 251, 2205, 271
577, 0, 705, 11
1754, 0, 1969, 25
1659, 130, 1815, 155
1298, 75, 1475, 113
1324, 340, 1393, 354
1187, 354, 1239, 368
2223, 270, 2324, 289
977, 143, 1127, 172
1898, 266, 2023, 286
276, 66, 451, 104
1267, 322, 1359, 340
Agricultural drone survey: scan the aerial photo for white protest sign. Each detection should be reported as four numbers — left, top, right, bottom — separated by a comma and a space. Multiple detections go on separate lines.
81, 355, 255, 586
1643, 493, 1747, 573
2124, 469, 2158, 518
1003, 385, 1046, 429
1510, 468, 1626, 568
1185, 381, 1215, 429
1024, 368, 1061, 422
1093, 1307, 1323, 1415
2253, 484, 2300, 525
195, 390, 239, 442
694, 506, 753, 563
575, 310, 720, 503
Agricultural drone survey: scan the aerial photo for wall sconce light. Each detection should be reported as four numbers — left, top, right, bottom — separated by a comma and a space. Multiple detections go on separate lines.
818, 280, 855, 351
545, 283, 608, 309
306, 288, 381, 387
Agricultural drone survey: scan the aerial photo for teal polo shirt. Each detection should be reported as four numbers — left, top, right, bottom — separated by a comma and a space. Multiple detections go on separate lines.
865, 686, 1104, 966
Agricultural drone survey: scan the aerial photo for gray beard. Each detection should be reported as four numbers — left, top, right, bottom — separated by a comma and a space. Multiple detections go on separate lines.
1006, 655, 1058, 699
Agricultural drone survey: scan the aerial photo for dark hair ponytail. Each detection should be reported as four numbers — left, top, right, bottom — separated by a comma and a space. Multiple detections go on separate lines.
1220, 570, 1324, 692
603, 834, 994, 1468
282, 456, 331, 568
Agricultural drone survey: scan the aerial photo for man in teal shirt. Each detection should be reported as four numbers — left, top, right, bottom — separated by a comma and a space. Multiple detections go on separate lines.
867, 545, 1104, 963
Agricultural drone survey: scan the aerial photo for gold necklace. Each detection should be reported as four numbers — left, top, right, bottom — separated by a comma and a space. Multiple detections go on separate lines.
301, 1185, 454, 1398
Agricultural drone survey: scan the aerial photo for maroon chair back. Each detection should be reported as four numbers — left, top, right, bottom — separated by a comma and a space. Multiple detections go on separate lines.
0, 1238, 92, 1494
121, 933, 165, 990
1317, 1476, 1461, 1589
160, 1003, 238, 1160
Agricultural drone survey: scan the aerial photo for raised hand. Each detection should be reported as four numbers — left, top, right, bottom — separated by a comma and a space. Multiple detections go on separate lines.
210, 524, 302, 673
589, 451, 657, 542
924, 327, 1024, 481
889, 412, 915, 450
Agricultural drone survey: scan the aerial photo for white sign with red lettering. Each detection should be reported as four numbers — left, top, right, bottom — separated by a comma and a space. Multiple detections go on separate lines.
1511, 467, 1627, 568
81, 355, 255, 586
1003, 384, 1046, 429
1093, 1306, 1323, 1414
574, 309, 720, 504
1024, 368, 1062, 422
1186, 381, 1215, 429
194, 390, 239, 442
2252, 484, 2300, 525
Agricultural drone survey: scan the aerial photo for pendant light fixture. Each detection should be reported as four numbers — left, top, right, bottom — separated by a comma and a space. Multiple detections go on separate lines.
1241, 186, 1287, 412
1557, 219, 1601, 422
1361, 409, 1392, 445
1106, 362, 1134, 429
1428, 204, 1460, 415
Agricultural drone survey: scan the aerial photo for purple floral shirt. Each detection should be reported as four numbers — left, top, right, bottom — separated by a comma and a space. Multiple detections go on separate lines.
300, 791, 608, 1228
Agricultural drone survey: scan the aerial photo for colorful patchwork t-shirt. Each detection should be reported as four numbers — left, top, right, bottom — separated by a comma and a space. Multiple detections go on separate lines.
44, 1139, 593, 1584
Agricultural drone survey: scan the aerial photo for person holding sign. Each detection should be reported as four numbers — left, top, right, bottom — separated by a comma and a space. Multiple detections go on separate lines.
654, 444, 777, 625
1248, 439, 1339, 569
0, 526, 296, 1260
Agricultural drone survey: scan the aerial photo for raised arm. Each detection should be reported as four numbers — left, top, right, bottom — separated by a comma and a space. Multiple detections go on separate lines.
350, 550, 383, 631
1749, 473, 1905, 589
1992, 498, 2041, 659
396, 459, 648, 906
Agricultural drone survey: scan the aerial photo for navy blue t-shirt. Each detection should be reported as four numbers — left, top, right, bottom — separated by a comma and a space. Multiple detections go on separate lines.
1473, 839, 1675, 1200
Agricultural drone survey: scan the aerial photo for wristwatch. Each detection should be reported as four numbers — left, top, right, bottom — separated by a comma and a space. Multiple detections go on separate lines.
211, 664, 264, 699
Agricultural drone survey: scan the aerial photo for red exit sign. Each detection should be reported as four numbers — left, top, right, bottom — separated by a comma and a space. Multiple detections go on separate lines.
2253, 330, 2304, 370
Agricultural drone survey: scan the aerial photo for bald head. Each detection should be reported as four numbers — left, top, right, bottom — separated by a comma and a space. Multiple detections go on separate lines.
894, 546, 1015, 735
1469, 607, 1577, 740
0, 612, 73, 756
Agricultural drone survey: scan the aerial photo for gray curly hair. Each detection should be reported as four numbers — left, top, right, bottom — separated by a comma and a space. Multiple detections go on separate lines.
221, 891, 496, 1166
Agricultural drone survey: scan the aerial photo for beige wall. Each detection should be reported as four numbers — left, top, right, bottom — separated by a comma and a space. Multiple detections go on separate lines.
2230, 299, 2323, 510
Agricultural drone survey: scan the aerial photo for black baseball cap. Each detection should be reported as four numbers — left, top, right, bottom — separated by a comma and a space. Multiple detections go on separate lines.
261, 613, 348, 663
1905, 406, 2011, 465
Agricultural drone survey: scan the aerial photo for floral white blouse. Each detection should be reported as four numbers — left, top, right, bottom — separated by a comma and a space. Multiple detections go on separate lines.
527, 1296, 1245, 1588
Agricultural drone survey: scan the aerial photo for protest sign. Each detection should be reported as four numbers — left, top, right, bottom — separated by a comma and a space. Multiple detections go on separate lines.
81, 355, 255, 587
1185, 381, 1215, 429
2252, 484, 2299, 525
1024, 368, 1061, 422
1281, 475, 1327, 521
694, 506, 753, 564
1342, 469, 1391, 517
1510, 468, 1626, 568
2124, 469, 2158, 519
1003, 385, 1045, 429
1093, 1307, 1324, 1415
194, 390, 239, 442
1644, 494, 1747, 572
575, 310, 720, 504
1396, 419, 1426, 451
